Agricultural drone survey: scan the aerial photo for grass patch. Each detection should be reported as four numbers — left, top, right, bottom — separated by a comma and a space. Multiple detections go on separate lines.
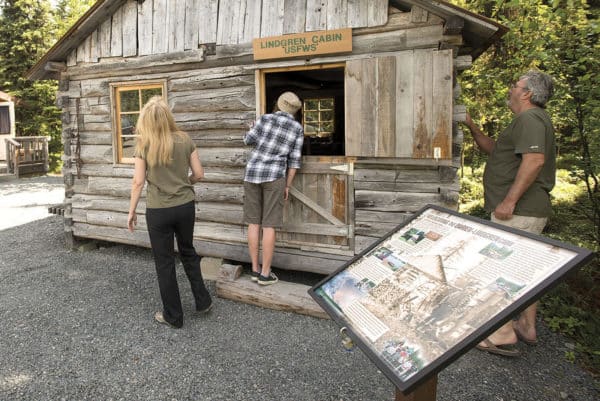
460, 168, 600, 374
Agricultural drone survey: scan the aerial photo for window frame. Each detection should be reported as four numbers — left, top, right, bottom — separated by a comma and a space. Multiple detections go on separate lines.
110, 80, 167, 164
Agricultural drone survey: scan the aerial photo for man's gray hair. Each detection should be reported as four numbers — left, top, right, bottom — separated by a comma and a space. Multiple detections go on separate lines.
520, 70, 554, 108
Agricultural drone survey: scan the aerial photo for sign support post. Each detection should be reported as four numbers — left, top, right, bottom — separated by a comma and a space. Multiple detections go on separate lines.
395, 376, 437, 401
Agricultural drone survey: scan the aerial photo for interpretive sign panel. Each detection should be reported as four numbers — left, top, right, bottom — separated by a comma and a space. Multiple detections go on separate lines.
309, 205, 593, 394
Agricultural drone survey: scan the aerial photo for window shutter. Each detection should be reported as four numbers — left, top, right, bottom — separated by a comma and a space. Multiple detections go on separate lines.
345, 49, 452, 160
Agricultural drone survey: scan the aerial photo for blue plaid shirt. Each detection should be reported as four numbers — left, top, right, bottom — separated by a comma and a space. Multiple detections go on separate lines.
244, 111, 304, 183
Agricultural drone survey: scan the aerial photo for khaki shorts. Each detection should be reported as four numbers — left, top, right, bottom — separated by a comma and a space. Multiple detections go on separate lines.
491, 214, 547, 235
243, 177, 286, 228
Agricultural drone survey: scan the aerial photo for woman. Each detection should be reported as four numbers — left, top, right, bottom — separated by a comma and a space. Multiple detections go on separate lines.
127, 96, 212, 329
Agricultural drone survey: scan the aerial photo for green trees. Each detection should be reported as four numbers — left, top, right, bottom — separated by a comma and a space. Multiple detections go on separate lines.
0, 0, 60, 168
0, 0, 94, 171
453, 0, 599, 372
455, 1, 599, 244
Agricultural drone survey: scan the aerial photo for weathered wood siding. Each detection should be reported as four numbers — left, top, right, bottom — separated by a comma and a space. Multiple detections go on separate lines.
66, 0, 389, 67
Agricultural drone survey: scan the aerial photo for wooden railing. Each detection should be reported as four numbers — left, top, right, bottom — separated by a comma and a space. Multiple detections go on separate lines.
5, 136, 49, 178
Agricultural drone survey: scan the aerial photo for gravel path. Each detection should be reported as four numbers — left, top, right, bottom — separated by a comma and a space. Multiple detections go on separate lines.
0, 176, 598, 400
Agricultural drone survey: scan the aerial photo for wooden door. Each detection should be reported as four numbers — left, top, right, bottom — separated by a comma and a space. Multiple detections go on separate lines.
280, 156, 354, 253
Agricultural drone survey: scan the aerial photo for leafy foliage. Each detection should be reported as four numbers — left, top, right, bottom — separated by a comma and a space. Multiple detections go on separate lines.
453, 0, 599, 373
0, 0, 94, 171
0, 0, 59, 169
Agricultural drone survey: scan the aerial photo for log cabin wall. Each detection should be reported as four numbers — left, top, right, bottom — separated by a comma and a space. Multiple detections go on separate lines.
56, 0, 473, 275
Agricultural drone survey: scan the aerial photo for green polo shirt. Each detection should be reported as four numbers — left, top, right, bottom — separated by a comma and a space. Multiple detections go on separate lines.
483, 107, 556, 217
138, 132, 196, 209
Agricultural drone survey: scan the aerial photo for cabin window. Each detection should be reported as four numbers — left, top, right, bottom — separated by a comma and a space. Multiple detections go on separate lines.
112, 82, 165, 163
259, 65, 345, 156
303, 98, 335, 138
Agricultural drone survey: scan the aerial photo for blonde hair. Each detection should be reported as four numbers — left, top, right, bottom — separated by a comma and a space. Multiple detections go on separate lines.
134, 96, 182, 167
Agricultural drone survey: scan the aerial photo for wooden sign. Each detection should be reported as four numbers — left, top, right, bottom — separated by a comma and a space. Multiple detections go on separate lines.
253, 28, 352, 61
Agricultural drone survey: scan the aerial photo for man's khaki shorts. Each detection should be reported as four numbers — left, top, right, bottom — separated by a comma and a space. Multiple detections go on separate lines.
491, 214, 547, 235
243, 177, 285, 228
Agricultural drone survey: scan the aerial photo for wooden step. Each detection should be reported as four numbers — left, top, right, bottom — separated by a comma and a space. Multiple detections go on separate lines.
216, 264, 329, 319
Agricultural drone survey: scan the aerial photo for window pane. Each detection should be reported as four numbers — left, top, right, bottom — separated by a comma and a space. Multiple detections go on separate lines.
121, 114, 137, 135
304, 99, 318, 110
305, 123, 317, 133
321, 110, 334, 121
321, 121, 334, 132
120, 90, 139, 112
122, 136, 137, 158
305, 111, 319, 122
320, 98, 334, 109
141, 88, 163, 105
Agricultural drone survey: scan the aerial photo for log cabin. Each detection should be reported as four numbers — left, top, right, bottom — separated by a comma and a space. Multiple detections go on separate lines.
27, 0, 506, 314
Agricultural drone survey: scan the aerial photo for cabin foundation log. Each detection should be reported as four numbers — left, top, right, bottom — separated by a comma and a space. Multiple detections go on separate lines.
201, 257, 223, 281
216, 274, 329, 319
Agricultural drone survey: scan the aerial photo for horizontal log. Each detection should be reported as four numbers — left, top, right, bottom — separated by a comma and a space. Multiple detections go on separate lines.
354, 181, 457, 193
189, 129, 246, 147
80, 164, 134, 178
355, 190, 451, 212
169, 67, 254, 91
175, 110, 256, 130
80, 145, 114, 164
82, 121, 112, 132
216, 275, 329, 319
72, 223, 348, 274
354, 166, 440, 182
455, 55, 472, 70
355, 221, 401, 237
355, 210, 414, 224
453, 104, 467, 122
201, 167, 245, 183
87, 176, 131, 197
72, 194, 143, 213
194, 182, 244, 203
73, 221, 151, 248
197, 202, 243, 224
79, 163, 244, 184
355, 235, 380, 254
84, 176, 244, 201
170, 86, 255, 113
197, 147, 247, 167
80, 131, 112, 145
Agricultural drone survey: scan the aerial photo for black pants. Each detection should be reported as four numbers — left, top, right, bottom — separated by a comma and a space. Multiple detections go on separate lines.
146, 201, 211, 328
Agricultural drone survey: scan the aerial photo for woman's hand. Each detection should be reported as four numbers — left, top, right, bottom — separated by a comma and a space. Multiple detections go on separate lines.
127, 211, 137, 232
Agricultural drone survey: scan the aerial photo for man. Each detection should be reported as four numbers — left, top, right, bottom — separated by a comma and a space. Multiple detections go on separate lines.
243, 92, 304, 286
464, 70, 555, 356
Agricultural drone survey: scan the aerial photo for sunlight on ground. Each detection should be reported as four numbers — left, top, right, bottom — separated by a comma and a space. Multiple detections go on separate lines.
0, 373, 32, 391
0, 178, 64, 231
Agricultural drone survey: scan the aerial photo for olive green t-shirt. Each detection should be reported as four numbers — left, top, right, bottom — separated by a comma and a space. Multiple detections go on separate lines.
138, 133, 196, 209
483, 107, 556, 217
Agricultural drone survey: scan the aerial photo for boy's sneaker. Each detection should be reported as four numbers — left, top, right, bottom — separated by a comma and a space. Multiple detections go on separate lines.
257, 272, 278, 286
250, 270, 260, 282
